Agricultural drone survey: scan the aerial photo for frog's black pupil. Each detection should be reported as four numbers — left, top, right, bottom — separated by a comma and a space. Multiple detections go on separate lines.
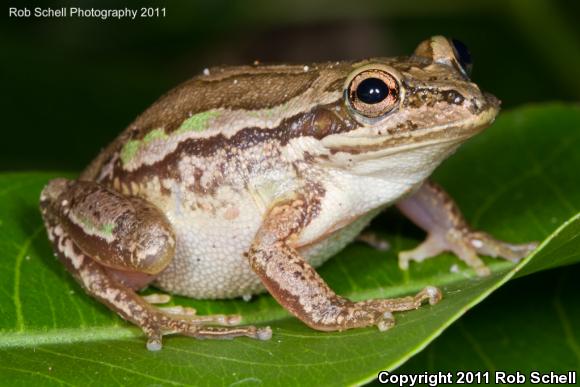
451, 38, 473, 76
356, 77, 389, 104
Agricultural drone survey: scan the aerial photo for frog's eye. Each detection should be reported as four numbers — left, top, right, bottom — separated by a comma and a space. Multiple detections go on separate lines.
450, 38, 473, 77
346, 69, 399, 118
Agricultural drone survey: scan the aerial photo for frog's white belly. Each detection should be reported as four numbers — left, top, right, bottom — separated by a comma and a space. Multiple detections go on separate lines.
153, 190, 260, 298
153, 189, 376, 299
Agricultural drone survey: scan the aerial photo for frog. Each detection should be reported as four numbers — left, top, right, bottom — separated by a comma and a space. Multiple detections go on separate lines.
40, 36, 537, 351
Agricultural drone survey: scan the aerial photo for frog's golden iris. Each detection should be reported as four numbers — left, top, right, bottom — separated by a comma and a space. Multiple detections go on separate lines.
347, 68, 400, 118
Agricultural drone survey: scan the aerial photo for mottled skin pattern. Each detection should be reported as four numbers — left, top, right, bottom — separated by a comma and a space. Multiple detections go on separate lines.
40, 36, 537, 350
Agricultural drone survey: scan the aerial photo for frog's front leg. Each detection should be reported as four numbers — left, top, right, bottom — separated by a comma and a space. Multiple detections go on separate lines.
247, 198, 441, 332
397, 180, 538, 276
40, 178, 271, 350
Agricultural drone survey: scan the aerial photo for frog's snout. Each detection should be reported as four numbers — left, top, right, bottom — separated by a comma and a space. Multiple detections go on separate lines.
470, 92, 500, 117
484, 92, 501, 110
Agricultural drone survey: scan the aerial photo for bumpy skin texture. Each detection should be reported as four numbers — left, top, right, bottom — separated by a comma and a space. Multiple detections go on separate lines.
40, 36, 536, 349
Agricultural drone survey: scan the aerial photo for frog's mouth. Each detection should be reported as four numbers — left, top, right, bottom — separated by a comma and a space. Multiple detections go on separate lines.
322, 94, 499, 156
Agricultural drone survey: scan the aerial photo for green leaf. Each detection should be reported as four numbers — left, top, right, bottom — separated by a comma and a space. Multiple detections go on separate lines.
0, 103, 579, 386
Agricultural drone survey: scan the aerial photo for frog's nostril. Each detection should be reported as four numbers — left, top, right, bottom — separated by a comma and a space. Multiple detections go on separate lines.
483, 92, 501, 109
469, 96, 497, 114
470, 98, 483, 113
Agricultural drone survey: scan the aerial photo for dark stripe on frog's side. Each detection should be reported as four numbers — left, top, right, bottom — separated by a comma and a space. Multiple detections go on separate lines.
129, 71, 321, 138
106, 101, 356, 188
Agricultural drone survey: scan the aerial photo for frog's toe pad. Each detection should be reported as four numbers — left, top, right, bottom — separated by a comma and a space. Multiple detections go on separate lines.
142, 293, 172, 304
377, 312, 395, 332
146, 338, 163, 351
256, 327, 273, 340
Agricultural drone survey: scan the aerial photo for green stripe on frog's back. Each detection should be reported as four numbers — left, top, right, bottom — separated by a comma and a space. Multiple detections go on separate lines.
175, 111, 220, 134
120, 111, 220, 166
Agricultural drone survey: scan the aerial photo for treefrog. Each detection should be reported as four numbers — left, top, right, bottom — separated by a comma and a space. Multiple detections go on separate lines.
40, 36, 537, 350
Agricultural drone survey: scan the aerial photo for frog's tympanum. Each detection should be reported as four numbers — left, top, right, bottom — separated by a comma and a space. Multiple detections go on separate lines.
40, 36, 537, 350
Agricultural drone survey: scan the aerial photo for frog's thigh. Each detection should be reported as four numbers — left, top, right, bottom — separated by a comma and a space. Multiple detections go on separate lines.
397, 180, 538, 276
40, 179, 271, 350
247, 198, 441, 332
40, 178, 176, 283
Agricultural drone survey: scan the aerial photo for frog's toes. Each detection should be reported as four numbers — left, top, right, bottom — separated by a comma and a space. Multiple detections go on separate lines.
421, 285, 443, 305
145, 294, 244, 326
157, 305, 197, 316
458, 230, 538, 276
143, 314, 271, 351
357, 231, 391, 251
363, 286, 442, 332
156, 306, 242, 326
142, 293, 172, 304
399, 228, 538, 276
398, 234, 447, 270
467, 231, 538, 262
362, 286, 442, 332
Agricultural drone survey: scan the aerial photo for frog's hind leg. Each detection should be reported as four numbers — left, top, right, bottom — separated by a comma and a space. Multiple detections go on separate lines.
70, 254, 267, 350
397, 180, 538, 276
40, 178, 271, 350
